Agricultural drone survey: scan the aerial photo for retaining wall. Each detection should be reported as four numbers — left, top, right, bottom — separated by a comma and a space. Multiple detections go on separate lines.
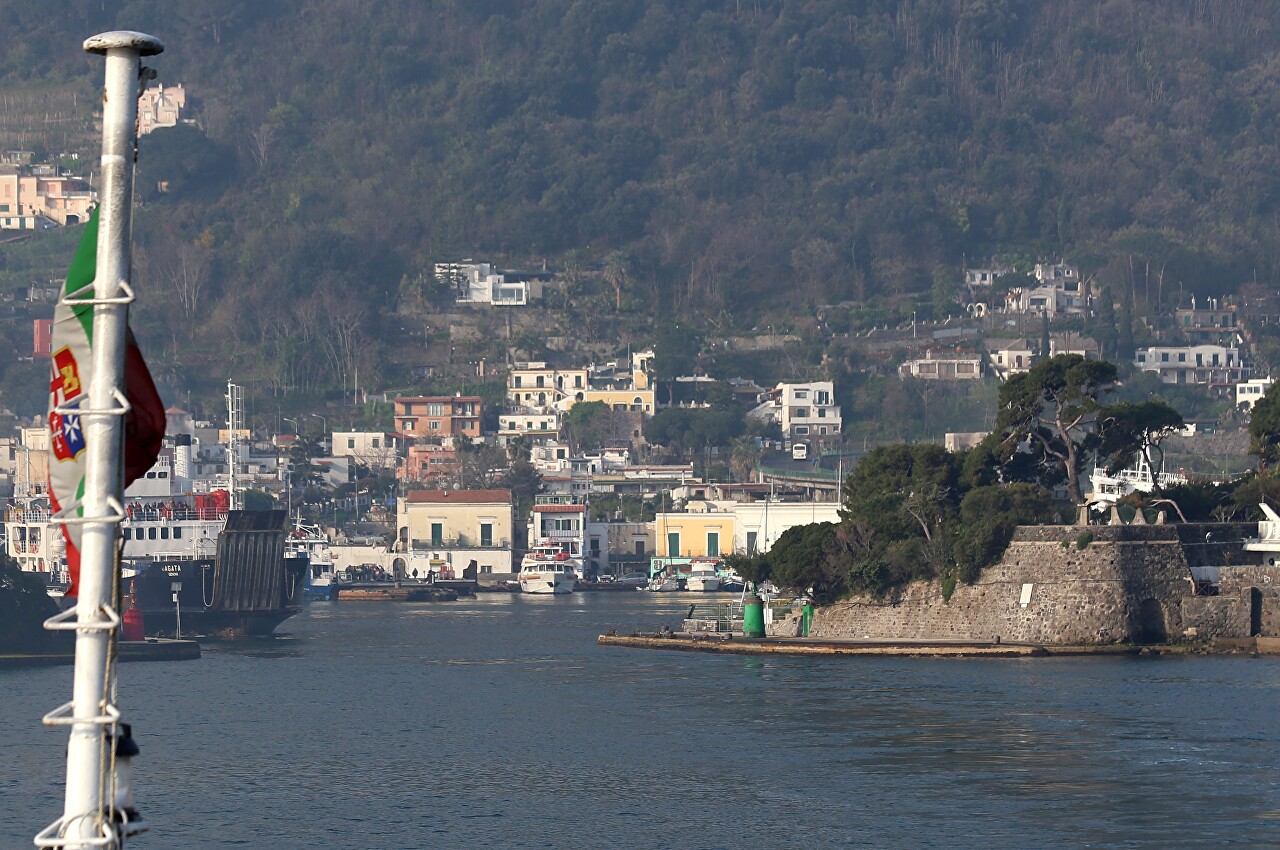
810, 523, 1260, 645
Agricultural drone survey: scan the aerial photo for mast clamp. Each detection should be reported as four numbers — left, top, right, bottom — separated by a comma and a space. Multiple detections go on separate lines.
59, 280, 135, 308
33, 815, 119, 849
43, 604, 121, 633
49, 496, 127, 527
53, 389, 132, 418
41, 700, 120, 728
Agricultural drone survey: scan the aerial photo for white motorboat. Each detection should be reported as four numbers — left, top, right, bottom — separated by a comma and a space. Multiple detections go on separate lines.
289, 521, 336, 601
518, 544, 579, 594
684, 568, 721, 592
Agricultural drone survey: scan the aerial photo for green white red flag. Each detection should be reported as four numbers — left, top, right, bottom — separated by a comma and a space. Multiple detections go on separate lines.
48, 207, 165, 597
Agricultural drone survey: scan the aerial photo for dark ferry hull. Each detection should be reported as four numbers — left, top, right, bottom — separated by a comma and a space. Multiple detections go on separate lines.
129, 510, 305, 638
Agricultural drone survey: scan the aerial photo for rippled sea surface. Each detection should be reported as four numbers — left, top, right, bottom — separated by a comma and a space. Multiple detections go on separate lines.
4, 593, 1280, 849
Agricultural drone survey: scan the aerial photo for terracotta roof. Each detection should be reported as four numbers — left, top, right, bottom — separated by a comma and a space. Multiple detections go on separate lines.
405, 489, 512, 504
395, 395, 483, 403
531, 504, 585, 513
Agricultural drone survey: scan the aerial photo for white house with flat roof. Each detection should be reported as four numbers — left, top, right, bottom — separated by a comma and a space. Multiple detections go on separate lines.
1135, 344, 1246, 385
749, 382, 842, 444
1238, 378, 1275, 411
437, 261, 541, 306
331, 431, 399, 469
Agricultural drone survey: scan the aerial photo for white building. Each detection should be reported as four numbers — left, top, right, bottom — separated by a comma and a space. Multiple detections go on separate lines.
899, 352, 983, 381
527, 495, 588, 560
436, 260, 542, 306
507, 362, 587, 411
749, 382, 842, 444
331, 430, 399, 469
1135, 344, 1247, 385
732, 500, 841, 556
1238, 378, 1275, 411
965, 266, 1007, 288
998, 262, 1089, 317
497, 411, 560, 445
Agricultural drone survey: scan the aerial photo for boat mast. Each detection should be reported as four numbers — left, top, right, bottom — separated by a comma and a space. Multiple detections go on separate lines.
226, 380, 243, 510
37, 30, 163, 849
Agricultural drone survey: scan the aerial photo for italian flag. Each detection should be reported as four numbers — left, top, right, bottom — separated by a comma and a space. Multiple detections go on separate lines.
48, 207, 165, 597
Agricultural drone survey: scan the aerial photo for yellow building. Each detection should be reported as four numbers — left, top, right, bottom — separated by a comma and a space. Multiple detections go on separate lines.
655, 509, 735, 559
397, 489, 514, 551
578, 388, 655, 414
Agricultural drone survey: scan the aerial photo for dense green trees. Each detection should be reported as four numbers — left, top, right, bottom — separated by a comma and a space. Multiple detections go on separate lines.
8, 2, 1280, 412
990, 355, 1118, 503
741, 443, 1058, 600
1250, 385, 1280, 472
643, 407, 745, 456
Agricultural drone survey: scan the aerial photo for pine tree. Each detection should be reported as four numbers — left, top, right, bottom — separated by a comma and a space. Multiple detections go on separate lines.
1093, 286, 1118, 360
1117, 285, 1136, 361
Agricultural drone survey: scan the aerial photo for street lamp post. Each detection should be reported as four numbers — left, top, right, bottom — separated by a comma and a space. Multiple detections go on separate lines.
310, 413, 328, 454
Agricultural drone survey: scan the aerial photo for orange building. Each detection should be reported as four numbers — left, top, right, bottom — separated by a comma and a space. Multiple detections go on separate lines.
399, 443, 459, 484
394, 395, 482, 440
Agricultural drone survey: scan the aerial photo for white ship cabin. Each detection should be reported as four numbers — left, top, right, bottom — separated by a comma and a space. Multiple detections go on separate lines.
120, 453, 228, 561
120, 498, 225, 561
1088, 453, 1187, 507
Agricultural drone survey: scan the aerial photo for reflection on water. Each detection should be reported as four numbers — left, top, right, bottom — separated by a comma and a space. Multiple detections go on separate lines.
3, 593, 1280, 849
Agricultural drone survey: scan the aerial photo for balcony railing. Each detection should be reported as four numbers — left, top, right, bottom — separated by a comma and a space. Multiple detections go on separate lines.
411, 535, 510, 550
536, 529, 580, 541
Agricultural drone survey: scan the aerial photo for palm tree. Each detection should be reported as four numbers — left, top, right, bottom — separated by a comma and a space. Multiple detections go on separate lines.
730, 435, 762, 482
603, 250, 630, 312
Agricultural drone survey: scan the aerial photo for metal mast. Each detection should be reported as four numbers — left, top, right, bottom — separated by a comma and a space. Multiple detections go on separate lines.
36, 30, 163, 849
226, 381, 243, 510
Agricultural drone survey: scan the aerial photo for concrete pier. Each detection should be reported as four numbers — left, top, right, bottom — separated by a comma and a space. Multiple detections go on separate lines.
597, 633, 1217, 658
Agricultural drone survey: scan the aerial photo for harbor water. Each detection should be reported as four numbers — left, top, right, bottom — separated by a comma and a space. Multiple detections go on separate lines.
3, 593, 1280, 849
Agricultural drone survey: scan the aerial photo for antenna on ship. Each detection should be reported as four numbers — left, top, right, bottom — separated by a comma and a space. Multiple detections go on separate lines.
226, 380, 243, 510
36, 30, 164, 849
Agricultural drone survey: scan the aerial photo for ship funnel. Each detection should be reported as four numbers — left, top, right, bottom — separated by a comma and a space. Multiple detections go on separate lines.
173, 433, 192, 481
1260, 503, 1280, 523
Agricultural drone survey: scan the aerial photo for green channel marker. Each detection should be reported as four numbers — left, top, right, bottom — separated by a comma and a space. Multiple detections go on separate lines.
743, 593, 765, 638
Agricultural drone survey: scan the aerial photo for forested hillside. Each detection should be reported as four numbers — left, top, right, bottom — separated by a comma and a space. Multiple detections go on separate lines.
3, 0, 1280, 405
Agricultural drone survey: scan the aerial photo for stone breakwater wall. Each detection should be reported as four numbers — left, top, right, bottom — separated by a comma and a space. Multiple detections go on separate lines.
810, 524, 1263, 645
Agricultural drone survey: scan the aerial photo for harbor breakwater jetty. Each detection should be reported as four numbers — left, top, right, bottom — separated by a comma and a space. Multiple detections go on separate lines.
806, 523, 1274, 646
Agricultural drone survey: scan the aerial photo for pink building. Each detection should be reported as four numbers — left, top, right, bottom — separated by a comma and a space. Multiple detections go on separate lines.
0, 173, 96, 229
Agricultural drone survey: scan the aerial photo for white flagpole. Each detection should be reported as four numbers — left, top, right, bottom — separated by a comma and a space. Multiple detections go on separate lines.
38, 30, 163, 849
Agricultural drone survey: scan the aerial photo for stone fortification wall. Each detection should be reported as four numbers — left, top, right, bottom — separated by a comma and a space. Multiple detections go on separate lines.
810, 523, 1256, 645
1180, 596, 1246, 638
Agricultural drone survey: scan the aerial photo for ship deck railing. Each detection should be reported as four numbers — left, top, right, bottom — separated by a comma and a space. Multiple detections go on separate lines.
123, 506, 227, 522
